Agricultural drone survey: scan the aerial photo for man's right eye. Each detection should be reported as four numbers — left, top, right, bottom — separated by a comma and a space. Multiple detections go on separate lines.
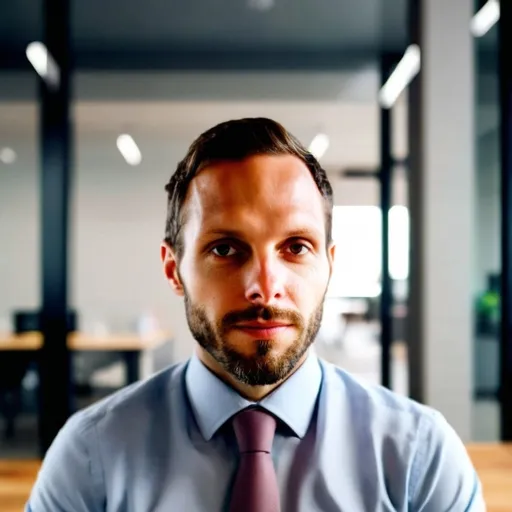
211, 244, 237, 257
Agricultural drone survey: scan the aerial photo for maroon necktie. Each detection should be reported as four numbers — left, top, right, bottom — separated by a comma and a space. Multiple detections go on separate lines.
229, 408, 281, 512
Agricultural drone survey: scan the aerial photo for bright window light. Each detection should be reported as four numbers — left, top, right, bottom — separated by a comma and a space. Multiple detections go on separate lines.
389, 205, 410, 281
327, 205, 409, 298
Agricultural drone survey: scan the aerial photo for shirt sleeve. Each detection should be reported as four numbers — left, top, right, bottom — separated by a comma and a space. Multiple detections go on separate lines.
25, 412, 105, 512
409, 411, 486, 512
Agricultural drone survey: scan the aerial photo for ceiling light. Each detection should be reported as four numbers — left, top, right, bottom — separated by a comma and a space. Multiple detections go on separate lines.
379, 44, 421, 109
248, 0, 275, 11
26, 42, 60, 89
116, 134, 142, 166
0, 147, 17, 164
471, 0, 500, 37
309, 134, 330, 160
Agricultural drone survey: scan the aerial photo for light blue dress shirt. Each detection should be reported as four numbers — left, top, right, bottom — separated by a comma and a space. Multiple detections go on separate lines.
26, 352, 484, 511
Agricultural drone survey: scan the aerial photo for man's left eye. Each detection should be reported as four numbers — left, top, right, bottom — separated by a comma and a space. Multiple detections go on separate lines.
287, 243, 309, 256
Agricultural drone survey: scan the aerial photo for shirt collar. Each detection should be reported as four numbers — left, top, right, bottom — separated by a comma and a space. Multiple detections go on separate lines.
185, 350, 322, 441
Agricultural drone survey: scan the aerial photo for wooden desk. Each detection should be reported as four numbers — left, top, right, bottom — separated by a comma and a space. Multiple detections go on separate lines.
0, 331, 170, 351
0, 444, 511, 511
466, 443, 512, 512
69, 331, 170, 351
0, 332, 41, 351
0, 459, 40, 512
0, 330, 171, 384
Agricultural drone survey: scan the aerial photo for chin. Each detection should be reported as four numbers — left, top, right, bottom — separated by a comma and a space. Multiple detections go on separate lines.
219, 339, 307, 387
226, 355, 291, 386
230, 337, 289, 358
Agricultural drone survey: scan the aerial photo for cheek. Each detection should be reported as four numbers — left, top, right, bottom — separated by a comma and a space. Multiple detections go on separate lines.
297, 258, 331, 288
288, 264, 330, 307
197, 262, 247, 303
184, 261, 233, 311
180, 254, 220, 294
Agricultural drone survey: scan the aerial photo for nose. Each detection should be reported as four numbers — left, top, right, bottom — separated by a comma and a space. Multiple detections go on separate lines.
244, 253, 286, 306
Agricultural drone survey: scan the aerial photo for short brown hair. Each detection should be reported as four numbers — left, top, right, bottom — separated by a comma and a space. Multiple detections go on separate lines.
164, 117, 333, 258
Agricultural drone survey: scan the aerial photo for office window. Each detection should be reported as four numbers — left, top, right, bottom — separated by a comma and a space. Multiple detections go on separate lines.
327, 205, 409, 298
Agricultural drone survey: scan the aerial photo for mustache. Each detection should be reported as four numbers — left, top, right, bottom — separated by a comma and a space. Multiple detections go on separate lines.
222, 305, 303, 329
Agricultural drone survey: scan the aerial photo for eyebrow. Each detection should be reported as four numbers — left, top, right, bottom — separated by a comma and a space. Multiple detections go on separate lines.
203, 227, 322, 240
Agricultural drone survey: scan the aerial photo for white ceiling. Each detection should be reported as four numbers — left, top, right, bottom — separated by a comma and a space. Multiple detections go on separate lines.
0, 69, 380, 102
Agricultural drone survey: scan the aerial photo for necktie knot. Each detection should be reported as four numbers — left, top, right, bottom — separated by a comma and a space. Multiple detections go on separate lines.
232, 408, 276, 454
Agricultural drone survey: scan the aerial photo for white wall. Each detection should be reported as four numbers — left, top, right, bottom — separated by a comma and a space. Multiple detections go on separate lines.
0, 123, 40, 331
70, 140, 196, 362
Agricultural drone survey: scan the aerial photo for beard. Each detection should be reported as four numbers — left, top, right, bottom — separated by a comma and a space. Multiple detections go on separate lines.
183, 292, 325, 387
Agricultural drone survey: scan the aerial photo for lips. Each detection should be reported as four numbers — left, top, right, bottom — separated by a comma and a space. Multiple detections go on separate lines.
233, 322, 293, 339
237, 322, 291, 328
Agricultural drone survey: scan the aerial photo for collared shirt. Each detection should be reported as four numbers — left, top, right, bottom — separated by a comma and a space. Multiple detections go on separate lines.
26, 352, 484, 511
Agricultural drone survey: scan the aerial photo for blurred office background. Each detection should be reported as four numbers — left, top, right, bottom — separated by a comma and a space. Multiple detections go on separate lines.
0, 0, 509, 465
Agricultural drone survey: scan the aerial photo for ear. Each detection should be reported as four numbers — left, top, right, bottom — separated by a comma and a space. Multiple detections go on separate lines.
327, 242, 336, 280
160, 242, 185, 296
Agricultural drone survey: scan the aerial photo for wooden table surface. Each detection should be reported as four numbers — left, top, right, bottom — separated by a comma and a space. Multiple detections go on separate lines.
0, 330, 171, 351
465, 443, 512, 511
0, 443, 510, 511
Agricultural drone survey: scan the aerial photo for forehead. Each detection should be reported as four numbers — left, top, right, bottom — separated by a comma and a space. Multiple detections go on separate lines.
184, 154, 326, 231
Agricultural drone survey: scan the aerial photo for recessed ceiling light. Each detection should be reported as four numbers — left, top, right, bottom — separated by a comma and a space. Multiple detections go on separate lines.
116, 134, 142, 166
0, 147, 17, 164
26, 42, 60, 89
309, 134, 330, 160
248, 0, 275, 11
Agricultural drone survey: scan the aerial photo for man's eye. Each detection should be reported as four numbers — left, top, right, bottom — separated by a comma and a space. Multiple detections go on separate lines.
211, 244, 237, 257
287, 243, 309, 256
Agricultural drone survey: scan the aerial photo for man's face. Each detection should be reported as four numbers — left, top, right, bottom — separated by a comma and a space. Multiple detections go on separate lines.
162, 154, 335, 386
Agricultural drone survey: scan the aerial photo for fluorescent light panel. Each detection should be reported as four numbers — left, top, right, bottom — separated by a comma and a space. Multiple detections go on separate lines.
471, 0, 500, 37
25, 42, 60, 88
379, 44, 421, 109
117, 134, 142, 166
309, 134, 329, 160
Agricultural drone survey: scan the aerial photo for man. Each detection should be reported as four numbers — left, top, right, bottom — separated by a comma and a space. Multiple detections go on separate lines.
27, 118, 484, 511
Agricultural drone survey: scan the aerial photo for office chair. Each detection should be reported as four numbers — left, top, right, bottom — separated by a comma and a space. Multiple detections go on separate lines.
0, 310, 76, 439
0, 312, 37, 439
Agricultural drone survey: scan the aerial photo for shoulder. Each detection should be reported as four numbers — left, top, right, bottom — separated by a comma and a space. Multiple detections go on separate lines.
69, 360, 188, 433
47, 360, 190, 473
45, 359, 189, 456
319, 358, 440, 432
318, 359, 482, 509
26, 361, 190, 510
319, 358, 469, 449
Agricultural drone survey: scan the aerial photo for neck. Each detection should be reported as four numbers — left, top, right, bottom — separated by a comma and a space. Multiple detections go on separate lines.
196, 347, 308, 401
